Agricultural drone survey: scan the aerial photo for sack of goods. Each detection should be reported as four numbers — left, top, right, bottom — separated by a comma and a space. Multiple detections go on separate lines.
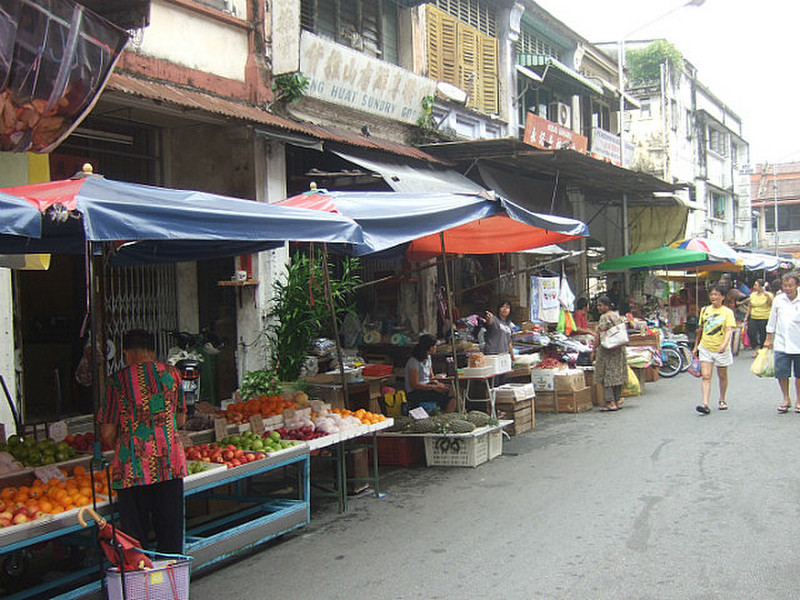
468, 352, 486, 368
750, 348, 774, 378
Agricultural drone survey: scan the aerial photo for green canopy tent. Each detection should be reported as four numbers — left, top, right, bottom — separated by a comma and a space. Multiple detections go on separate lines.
597, 246, 719, 272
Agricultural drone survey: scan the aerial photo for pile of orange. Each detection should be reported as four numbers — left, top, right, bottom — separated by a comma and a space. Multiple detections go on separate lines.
0, 465, 114, 516
222, 395, 296, 424
332, 408, 386, 425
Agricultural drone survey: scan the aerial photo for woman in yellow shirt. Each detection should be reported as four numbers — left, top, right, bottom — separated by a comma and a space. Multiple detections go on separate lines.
692, 285, 736, 415
743, 280, 774, 357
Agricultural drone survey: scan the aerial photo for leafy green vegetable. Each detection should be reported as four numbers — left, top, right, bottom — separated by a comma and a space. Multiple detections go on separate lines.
239, 369, 281, 400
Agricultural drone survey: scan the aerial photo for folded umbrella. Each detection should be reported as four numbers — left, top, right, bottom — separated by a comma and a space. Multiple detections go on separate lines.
78, 506, 153, 571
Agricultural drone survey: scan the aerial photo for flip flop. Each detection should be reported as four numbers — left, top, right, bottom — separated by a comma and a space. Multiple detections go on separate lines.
794, 406, 800, 414
599, 406, 619, 412
718, 401, 728, 411
696, 405, 711, 415
777, 405, 790, 414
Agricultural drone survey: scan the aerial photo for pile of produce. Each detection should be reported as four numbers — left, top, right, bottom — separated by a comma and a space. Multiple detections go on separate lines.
532, 357, 563, 369
274, 426, 327, 441
64, 432, 111, 453
331, 408, 386, 425
2, 435, 80, 469
386, 411, 494, 434
187, 461, 216, 475
0, 465, 112, 527
221, 394, 299, 424
183, 431, 298, 469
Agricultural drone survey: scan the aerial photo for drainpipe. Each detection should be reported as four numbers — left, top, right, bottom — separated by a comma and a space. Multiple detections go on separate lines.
245, 0, 272, 104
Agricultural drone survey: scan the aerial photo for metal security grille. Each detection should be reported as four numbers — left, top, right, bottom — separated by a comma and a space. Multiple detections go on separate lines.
516, 29, 561, 61
434, 0, 496, 38
104, 264, 178, 372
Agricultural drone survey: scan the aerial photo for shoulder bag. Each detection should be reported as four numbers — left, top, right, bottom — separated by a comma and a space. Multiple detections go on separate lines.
601, 315, 629, 349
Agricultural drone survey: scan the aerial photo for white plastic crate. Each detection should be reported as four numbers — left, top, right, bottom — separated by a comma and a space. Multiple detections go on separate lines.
487, 428, 503, 460
484, 353, 512, 374
424, 432, 488, 467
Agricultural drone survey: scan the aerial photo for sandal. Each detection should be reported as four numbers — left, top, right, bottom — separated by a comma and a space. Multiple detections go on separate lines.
718, 401, 728, 411
794, 406, 800, 414
696, 405, 711, 415
599, 406, 619, 412
778, 404, 790, 414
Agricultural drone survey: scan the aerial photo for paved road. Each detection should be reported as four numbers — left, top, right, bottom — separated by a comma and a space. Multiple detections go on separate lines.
191, 353, 799, 599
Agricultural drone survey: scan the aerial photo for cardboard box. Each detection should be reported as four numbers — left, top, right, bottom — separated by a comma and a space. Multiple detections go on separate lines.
531, 368, 559, 391
494, 383, 535, 401
554, 370, 586, 392
534, 387, 593, 414
645, 365, 659, 382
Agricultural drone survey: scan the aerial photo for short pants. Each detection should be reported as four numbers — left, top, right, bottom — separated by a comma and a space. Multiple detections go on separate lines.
774, 350, 800, 379
699, 345, 733, 367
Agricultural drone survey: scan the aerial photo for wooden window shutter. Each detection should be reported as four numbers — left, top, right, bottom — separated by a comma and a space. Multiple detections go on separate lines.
458, 25, 480, 110
478, 33, 499, 114
426, 5, 458, 87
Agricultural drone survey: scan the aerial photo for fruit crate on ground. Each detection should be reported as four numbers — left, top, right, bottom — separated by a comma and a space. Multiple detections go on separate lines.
495, 397, 533, 435
534, 387, 593, 414
424, 433, 488, 467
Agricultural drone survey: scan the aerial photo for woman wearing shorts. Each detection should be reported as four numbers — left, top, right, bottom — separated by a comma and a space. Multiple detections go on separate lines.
692, 285, 736, 415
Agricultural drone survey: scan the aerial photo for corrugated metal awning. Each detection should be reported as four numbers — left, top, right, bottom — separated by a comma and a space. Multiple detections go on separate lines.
516, 54, 603, 96
105, 72, 444, 163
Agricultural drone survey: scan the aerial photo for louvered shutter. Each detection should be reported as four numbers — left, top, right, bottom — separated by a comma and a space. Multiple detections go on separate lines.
459, 25, 480, 109
427, 5, 458, 87
478, 33, 498, 114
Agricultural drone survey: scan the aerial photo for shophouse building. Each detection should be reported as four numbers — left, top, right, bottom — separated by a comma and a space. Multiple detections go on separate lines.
597, 40, 752, 248
0, 0, 684, 433
750, 162, 800, 256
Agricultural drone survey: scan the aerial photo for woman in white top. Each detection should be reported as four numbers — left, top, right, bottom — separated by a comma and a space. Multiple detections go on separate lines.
404, 334, 455, 413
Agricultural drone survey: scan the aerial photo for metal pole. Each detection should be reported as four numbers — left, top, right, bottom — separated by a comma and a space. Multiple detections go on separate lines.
618, 39, 631, 295
439, 233, 461, 412
773, 164, 779, 256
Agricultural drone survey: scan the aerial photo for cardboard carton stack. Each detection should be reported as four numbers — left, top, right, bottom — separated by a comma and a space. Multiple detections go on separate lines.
494, 383, 534, 435
531, 369, 593, 414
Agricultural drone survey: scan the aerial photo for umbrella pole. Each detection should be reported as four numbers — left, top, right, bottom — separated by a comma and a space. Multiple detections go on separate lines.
439, 233, 460, 412
320, 245, 350, 409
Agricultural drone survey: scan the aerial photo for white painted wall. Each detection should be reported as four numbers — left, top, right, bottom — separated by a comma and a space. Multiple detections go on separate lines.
137, 0, 249, 81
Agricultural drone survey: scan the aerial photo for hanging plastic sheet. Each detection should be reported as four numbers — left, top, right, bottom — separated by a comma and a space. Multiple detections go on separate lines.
0, 0, 128, 152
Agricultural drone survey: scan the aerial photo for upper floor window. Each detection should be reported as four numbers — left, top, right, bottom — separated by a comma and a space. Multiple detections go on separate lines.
670, 99, 678, 131
640, 101, 651, 119
708, 127, 728, 157
516, 29, 561, 61
426, 4, 499, 114
710, 191, 727, 220
301, 0, 399, 64
434, 0, 496, 37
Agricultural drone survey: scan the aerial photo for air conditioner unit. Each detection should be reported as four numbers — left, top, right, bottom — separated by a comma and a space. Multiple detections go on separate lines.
549, 102, 571, 128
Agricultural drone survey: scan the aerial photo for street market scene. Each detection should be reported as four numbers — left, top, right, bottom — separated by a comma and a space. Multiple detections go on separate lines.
1, 1, 800, 598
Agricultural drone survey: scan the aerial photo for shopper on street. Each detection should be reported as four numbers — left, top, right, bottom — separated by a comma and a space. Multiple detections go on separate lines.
693, 285, 736, 415
405, 334, 455, 413
742, 279, 773, 357
764, 273, 800, 414
592, 295, 627, 412
99, 329, 187, 553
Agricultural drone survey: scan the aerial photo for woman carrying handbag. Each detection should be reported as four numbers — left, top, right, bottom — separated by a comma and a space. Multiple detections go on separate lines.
593, 295, 629, 412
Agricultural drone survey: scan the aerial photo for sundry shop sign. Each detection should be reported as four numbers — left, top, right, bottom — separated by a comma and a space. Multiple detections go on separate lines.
300, 32, 437, 125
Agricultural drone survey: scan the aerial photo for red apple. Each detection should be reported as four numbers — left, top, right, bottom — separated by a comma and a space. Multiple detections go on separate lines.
255, 452, 266, 460
0, 510, 13, 521
0, 517, 11, 528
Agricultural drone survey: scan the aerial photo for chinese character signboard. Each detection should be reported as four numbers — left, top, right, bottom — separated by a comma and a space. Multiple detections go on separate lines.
523, 111, 587, 153
300, 32, 437, 125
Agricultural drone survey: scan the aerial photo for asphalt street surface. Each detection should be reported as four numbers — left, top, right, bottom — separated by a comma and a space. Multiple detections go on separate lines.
191, 353, 799, 599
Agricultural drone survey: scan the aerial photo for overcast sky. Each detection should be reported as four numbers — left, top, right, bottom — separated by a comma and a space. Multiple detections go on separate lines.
535, 0, 800, 167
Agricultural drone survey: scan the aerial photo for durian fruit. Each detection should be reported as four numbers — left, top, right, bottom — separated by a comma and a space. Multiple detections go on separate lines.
465, 410, 490, 427
448, 419, 476, 433
386, 415, 413, 432
439, 412, 463, 422
410, 418, 437, 433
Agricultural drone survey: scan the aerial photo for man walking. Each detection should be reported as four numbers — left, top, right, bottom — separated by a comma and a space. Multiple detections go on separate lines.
764, 273, 800, 413
99, 329, 187, 552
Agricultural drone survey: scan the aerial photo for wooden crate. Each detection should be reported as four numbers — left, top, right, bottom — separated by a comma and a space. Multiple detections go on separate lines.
495, 397, 533, 435
644, 365, 659, 382
535, 388, 593, 414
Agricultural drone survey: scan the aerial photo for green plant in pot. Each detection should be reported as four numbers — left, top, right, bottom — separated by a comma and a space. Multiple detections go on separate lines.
265, 252, 360, 383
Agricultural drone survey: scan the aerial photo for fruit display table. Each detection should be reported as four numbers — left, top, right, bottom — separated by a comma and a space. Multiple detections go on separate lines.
183, 444, 310, 572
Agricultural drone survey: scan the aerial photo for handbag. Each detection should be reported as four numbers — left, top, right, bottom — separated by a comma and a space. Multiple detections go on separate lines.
601, 320, 629, 349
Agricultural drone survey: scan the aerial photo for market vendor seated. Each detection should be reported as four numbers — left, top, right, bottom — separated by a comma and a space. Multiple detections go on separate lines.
404, 334, 456, 413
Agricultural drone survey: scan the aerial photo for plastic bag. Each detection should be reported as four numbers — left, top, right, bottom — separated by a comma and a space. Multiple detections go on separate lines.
750, 348, 774, 378
741, 326, 750, 348
621, 365, 641, 397
688, 357, 702, 378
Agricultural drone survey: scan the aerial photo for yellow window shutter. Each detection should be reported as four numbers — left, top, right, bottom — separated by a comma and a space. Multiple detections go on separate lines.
426, 5, 458, 87
458, 25, 480, 110
478, 33, 499, 114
